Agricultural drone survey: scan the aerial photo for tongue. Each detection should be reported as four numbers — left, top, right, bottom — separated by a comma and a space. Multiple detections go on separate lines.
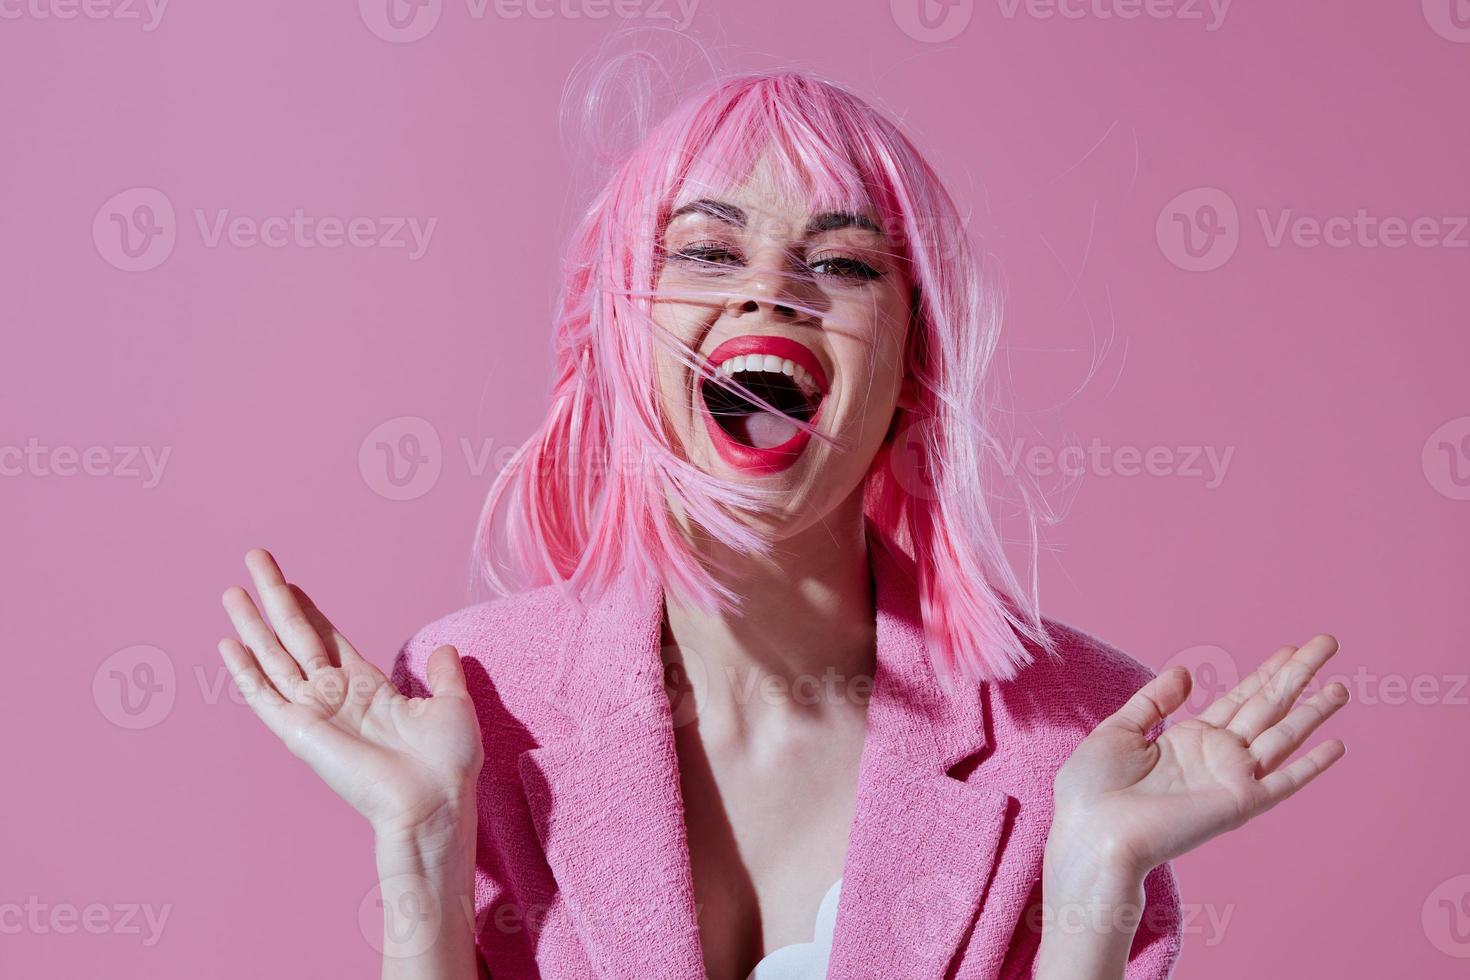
736, 410, 800, 449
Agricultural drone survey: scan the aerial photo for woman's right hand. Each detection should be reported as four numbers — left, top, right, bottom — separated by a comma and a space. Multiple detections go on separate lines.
217, 549, 484, 843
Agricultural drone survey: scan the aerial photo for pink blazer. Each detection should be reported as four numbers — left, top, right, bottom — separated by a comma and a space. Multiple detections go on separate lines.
392, 535, 1183, 979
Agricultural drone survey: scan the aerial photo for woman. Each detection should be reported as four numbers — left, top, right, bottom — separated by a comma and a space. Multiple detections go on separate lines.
216, 71, 1350, 979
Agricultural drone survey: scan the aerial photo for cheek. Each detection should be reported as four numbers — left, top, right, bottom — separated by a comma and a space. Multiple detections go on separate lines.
648, 299, 706, 437
832, 291, 912, 417
651, 350, 690, 428
873, 289, 915, 403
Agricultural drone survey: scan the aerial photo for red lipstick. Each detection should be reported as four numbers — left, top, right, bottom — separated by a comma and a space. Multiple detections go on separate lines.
699, 335, 828, 475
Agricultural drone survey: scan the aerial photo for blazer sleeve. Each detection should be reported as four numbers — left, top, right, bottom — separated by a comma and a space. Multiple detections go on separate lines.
388, 619, 440, 700
1125, 859, 1184, 979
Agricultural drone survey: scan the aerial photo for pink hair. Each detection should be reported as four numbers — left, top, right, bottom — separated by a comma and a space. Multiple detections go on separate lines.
473, 69, 1058, 681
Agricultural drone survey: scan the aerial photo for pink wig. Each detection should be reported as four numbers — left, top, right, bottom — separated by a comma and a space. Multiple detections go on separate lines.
473, 69, 1058, 681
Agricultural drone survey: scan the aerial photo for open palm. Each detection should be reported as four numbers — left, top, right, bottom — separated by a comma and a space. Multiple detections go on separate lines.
1052, 634, 1350, 879
218, 549, 484, 837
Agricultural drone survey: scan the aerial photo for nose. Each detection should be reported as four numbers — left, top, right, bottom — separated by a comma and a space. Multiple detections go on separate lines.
725, 295, 804, 320
722, 247, 827, 323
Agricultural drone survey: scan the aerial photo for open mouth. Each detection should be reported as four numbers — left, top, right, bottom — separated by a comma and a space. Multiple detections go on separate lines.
698, 335, 829, 474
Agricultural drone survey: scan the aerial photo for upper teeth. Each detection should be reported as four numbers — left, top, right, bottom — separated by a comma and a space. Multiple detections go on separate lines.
715, 355, 822, 395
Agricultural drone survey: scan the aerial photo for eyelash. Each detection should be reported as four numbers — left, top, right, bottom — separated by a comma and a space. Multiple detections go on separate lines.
668, 241, 883, 282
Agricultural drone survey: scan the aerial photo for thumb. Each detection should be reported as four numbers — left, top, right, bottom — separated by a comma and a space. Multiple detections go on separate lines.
424, 644, 468, 698
1100, 666, 1192, 736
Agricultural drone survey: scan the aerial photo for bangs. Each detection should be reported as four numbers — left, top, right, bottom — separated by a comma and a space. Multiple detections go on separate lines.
663, 76, 907, 252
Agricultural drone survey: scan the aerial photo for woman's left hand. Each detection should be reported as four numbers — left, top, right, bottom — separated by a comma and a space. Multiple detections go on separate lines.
1046, 633, 1351, 884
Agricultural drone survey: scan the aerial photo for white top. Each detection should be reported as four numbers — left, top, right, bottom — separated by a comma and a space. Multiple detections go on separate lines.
745, 878, 843, 980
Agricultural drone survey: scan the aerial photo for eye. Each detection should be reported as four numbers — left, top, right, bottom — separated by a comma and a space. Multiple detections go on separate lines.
669, 241, 745, 270
809, 254, 882, 281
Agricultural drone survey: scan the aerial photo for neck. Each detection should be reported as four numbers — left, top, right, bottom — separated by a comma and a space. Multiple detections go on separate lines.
662, 489, 878, 737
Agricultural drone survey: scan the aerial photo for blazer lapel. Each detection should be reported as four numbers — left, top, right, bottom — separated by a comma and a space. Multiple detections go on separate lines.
516, 573, 707, 980
824, 534, 1019, 980
514, 529, 1019, 980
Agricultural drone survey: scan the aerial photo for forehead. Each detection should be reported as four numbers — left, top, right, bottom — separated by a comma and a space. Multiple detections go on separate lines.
666, 144, 886, 239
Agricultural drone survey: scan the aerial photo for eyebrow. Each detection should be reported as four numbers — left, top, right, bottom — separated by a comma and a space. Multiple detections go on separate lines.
667, 198, 884, 237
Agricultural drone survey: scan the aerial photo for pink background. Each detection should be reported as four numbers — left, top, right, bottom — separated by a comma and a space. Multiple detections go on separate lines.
3, 2, 1468, 977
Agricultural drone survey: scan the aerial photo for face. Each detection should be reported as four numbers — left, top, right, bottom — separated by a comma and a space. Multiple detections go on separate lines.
650, 148, 916, 537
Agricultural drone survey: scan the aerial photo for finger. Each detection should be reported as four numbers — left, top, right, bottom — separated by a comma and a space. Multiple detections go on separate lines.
1255, 738, 1346, 814
424, 645, 468, 698
217, 637, 292, 737
1098, 666, 1192, 736
290, 584, 366, 670
245, 549, 334, 676
222, 585, 303, 695
1250, 682, 1351, 776
1195, 644, 1297, 728
1228, 634, 1339, 743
